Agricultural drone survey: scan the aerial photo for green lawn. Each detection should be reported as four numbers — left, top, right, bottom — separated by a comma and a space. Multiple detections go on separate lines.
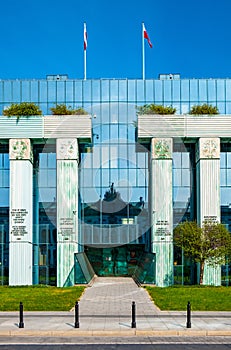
0, 285, 85, 311
145, 285, 231, 311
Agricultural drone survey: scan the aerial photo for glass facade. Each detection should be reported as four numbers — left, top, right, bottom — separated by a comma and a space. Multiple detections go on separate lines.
0, 150, 9, 285
220, 144, 231, 285
173, 143, 196, 285
33, 146, 57, 285
0, 78, 231, 115
0, 77, 231, 285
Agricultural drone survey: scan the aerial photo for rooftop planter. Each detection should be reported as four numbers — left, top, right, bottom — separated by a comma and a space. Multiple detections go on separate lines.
3, 102, 42, 120
50, 104, 88, 115
136, 104, 176, 115
189, 104, 219, 115
0, 103, 92, 141
137, 114, 231, 141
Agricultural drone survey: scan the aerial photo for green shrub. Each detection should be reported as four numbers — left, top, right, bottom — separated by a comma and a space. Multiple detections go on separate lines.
136, 104, 176, 115
189, 104, 219, 115
50, 104, 88, 115
3, 102, 42, 118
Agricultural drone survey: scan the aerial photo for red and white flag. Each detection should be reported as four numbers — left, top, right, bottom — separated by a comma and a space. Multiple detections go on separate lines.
143, 24, 152, 48
84, 23, 87, 50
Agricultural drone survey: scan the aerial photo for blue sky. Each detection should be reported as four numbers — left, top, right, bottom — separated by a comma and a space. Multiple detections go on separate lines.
1, 0, 231, 80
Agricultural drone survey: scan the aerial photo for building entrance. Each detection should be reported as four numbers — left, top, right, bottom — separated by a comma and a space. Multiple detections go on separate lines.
85, 244, 145, 277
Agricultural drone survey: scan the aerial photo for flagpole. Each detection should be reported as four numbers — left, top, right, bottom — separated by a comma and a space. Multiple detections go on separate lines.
84, 48, 87, 80
142, 22, 145, 80
84, 22, 87, 80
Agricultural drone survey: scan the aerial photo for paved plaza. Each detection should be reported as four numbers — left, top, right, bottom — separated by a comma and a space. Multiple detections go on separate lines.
0, 277, 231, 337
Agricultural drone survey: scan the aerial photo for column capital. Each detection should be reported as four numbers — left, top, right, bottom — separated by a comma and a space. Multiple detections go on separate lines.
196, 137, 220, 162
9, 139, 33, 162
151, 138, 173, 159
56, 138, 79, 160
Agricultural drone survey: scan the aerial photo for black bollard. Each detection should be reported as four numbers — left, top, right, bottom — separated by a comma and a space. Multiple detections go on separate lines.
186, 301, 191, 328
131, 301, 136, 328
19, 302, 24, 328
74, 301, 80, 328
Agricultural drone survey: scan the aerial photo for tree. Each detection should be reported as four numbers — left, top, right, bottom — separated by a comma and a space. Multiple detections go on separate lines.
174, 220, 231, 284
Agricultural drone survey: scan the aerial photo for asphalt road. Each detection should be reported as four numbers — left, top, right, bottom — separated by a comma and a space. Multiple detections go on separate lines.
0, 337, 231, 349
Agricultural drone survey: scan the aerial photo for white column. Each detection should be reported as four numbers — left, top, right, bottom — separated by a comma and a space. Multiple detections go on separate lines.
9, 139, 33, 285
196, 137, 221, 285
151, 138, 173, 287
56, 139, 79, 287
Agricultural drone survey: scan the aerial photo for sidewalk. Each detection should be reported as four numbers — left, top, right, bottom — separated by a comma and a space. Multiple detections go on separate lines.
0, 277, 231, 337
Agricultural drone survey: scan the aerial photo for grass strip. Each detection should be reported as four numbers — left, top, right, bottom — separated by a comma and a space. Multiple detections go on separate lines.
0, 285, 85, 311
145, 285, 231, 311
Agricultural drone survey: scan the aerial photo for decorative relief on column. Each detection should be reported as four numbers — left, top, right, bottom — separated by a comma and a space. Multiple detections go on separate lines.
196, 138, 220, 162
9, 139, 33, 162
56, 138, 78, 160
151, 138, 172, 159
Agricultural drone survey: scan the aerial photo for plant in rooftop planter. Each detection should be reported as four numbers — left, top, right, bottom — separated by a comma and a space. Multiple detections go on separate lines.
3, 102, 42, 120
136, 104, 176, 115
189, 104, 219, 115
50, 104, 88, 115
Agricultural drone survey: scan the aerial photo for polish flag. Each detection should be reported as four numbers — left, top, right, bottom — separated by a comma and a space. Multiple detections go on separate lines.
143, 24, 152, 48
84, 23, 87, 50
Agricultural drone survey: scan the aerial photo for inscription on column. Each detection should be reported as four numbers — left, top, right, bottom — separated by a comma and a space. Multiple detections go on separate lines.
155, 220, 171, 236
11, 209, 28, 239
59, 217, 74, 240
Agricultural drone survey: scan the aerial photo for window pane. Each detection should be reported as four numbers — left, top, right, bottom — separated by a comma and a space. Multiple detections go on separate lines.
119, 80, 127, 101
182, 152, 190, 168
2, 170, 9, 187
182, 169, 190, 186
137, 168, 146, 186
38, 169, 47, 187
189, 80, 198, 102
227, 153, 231, 168
47, 170, 56, 187
0, 188, 9, 206
198, 80, 207, 102
128, 80, 136, 102
110, 80, 118, 101
173, 153, 181, 168
163, 81, 172, 101
137, 81, 144, 101
220, 169, 226, 186
221, 188, 231, 206
173, 169, 181, 186
217, 80, 225, 101
145, 80, 154, 101
208, 80, 216, 101
48, 153, 56, 168
220, 153, 226, 168
172, 80, 180, 101
154, 80, 163, 102
227, 169, 231, 186
181, 80, 189, 101
39, 154, 47, 168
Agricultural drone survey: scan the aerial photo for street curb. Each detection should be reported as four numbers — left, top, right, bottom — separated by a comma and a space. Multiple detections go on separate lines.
1, 329, 231, 337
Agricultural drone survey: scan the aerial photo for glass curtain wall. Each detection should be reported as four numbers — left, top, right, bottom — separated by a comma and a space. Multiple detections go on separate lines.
220, 143, 231, 286
173, 143, 196, 284
33, 145, 57, 285
80, 99, 149, 276
0, 150, 9, 285
0, 78, 231, 115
